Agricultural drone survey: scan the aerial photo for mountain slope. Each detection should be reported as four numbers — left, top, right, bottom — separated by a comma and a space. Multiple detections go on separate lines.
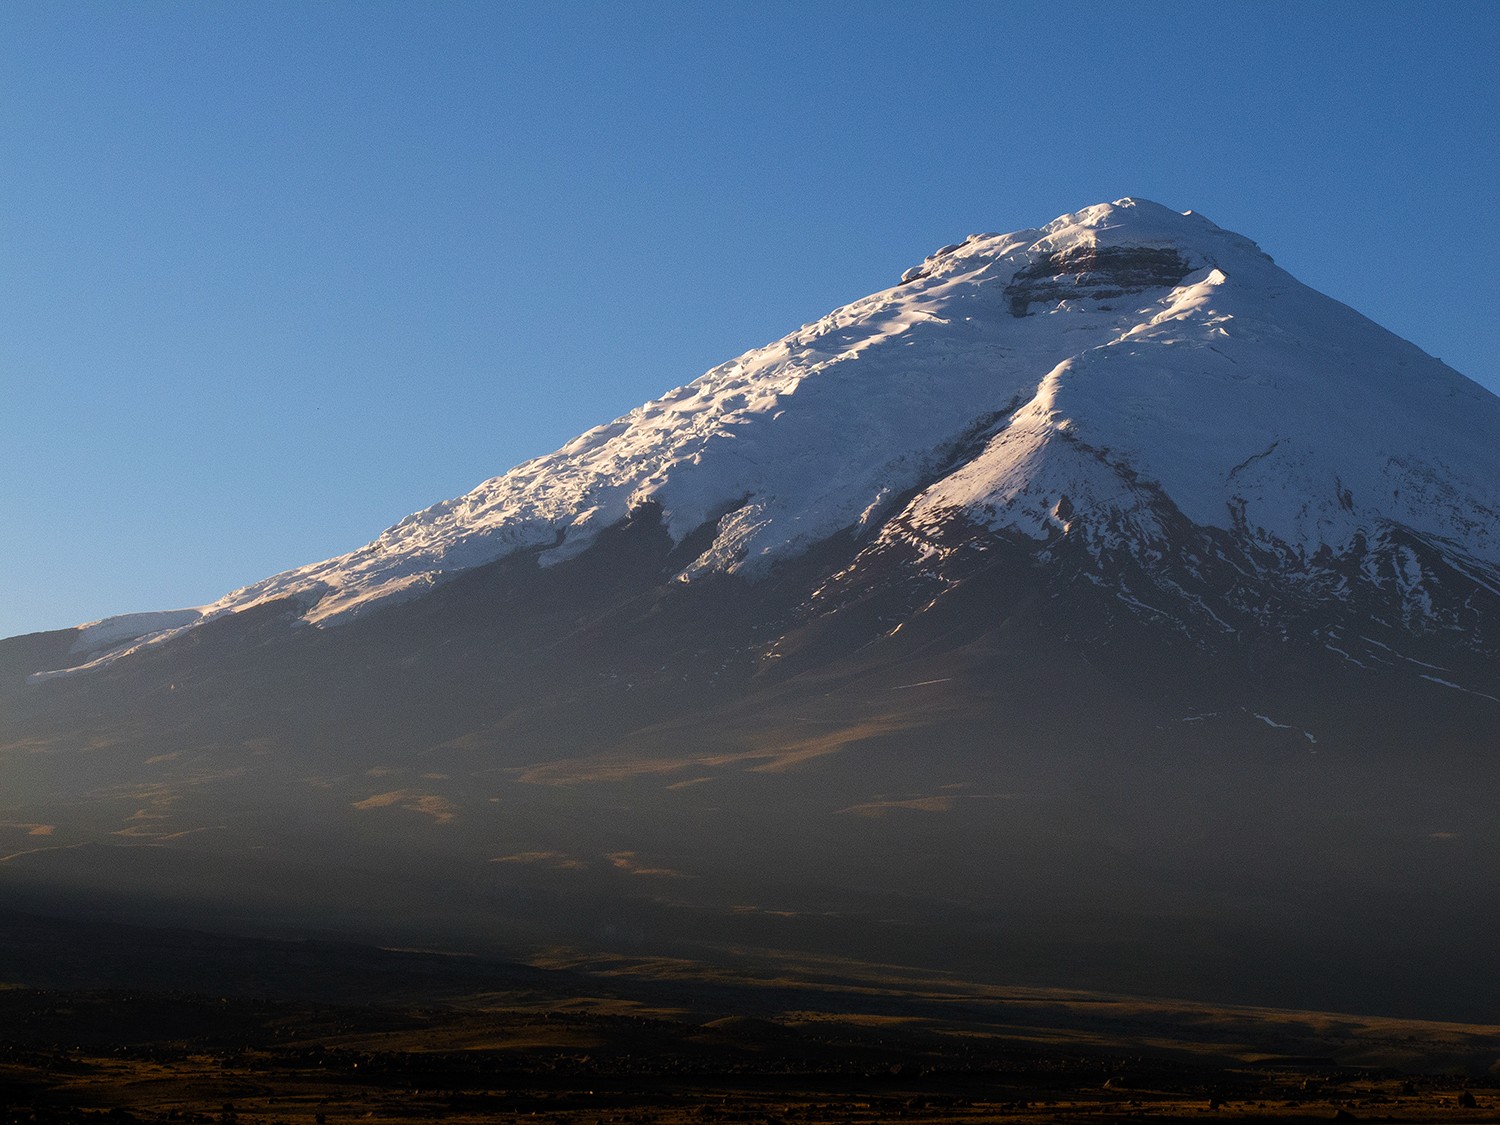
42, 198, 1500, 688
4, 199, 1499, 1018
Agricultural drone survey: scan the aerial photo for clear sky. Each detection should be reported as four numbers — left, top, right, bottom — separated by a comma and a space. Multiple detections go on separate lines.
3, 1, 1497, 639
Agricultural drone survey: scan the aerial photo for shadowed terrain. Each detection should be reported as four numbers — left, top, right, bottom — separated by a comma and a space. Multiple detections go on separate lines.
2, 909, 1499, 1124
5, 201, 1500, 1064
3, 508, 1500, 1022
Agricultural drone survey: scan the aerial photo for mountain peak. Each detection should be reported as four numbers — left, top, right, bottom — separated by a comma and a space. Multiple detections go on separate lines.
27, 203, 1500, 686
897, 199, 1273, 296
1030, 198, 1267, 269
8, 206, 1499, 1026
1046, 196, 1217, 235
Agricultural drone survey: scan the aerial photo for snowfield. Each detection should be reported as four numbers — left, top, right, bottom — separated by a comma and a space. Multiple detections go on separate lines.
33, 199, 1500, 681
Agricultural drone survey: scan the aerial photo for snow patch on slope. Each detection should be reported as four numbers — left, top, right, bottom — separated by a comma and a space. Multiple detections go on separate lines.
67, 609, 203, 654
898, 247, 1500, 571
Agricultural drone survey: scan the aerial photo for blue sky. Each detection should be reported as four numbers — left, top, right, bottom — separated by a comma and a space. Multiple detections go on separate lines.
3, 1, 1497, 639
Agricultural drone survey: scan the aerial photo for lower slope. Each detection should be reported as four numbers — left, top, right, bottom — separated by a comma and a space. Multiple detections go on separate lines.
3, 499, 1498, 1018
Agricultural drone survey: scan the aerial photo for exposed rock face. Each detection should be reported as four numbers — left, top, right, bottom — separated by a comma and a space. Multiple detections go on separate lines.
1004, 245, 1193, 316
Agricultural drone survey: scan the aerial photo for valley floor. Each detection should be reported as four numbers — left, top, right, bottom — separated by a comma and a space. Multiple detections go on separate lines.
1, 912, 1498, 1124
3, 1004, 1498, 1124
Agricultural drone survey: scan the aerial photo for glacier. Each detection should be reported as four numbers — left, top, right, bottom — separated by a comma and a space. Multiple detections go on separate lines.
34, 198, 1500, 680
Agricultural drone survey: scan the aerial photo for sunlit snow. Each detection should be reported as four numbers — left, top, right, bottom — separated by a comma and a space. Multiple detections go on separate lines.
35, 199, 1500, 680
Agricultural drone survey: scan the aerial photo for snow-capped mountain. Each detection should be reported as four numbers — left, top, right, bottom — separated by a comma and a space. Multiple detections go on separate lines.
45, 199, 1500, 689
5, 200, 1500, 1017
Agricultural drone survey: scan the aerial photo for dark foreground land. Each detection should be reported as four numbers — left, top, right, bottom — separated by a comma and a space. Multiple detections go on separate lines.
2, 910, 1498, 1125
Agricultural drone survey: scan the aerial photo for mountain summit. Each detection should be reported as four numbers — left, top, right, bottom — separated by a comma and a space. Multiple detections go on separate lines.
4, 201, 1499, 1017
45, 198, 1500, 694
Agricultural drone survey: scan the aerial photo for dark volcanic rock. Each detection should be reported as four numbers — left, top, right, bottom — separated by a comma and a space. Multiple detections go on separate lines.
1004, 244, 1194, 315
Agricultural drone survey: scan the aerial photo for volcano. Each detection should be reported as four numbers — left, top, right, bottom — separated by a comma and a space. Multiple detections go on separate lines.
4, 199, 1498, 1018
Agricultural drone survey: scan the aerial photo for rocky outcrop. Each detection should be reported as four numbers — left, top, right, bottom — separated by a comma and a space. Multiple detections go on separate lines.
1004, 245, 1193, 315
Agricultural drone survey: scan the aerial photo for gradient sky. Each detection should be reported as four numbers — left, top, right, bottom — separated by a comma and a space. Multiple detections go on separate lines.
3, 1, 1497, 639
